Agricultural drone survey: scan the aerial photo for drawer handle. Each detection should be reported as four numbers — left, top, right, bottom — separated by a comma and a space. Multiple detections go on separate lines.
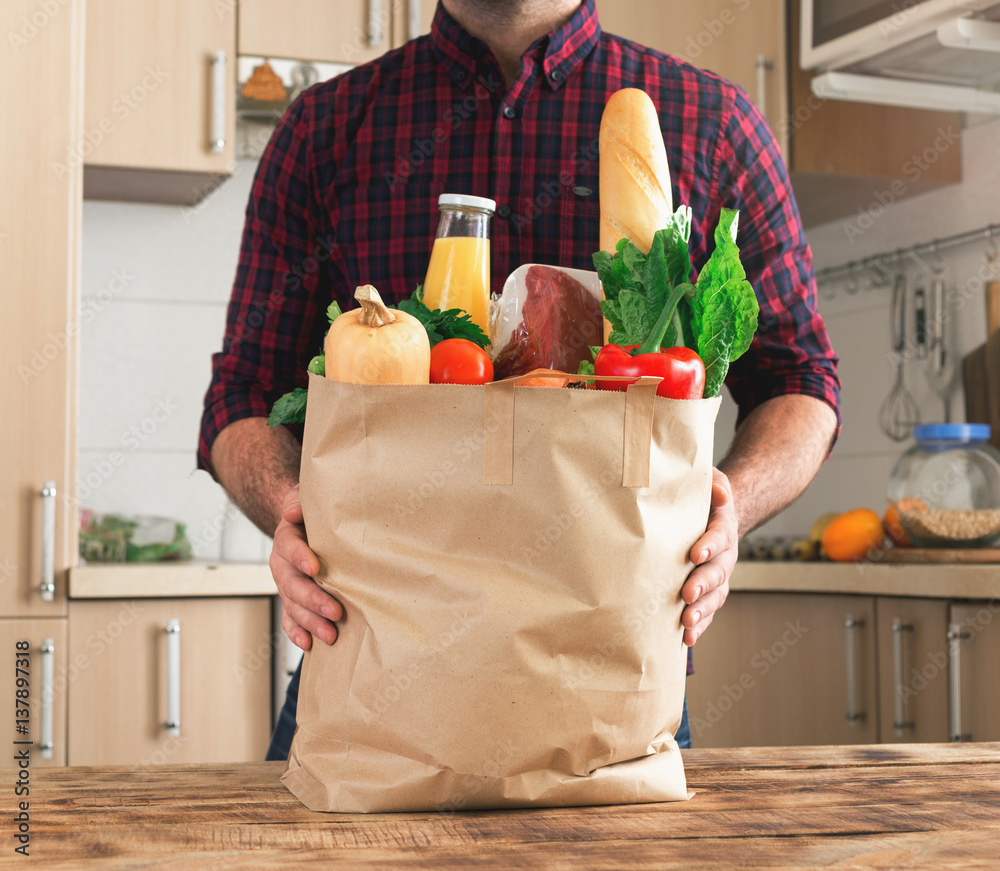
40, 638, 55, 759
408, 0, 421, 41
369, 0, 384, 47
755, 53, 774, 119
891, 618, 914, 736
947, 622, 972, 742
844, 615, 866, 726
40, 481, 56, 602
166, 620, 181, 737
210, 50, 227, 154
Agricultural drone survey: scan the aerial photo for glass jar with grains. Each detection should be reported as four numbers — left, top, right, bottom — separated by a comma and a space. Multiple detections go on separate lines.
887, 424, 1000, 548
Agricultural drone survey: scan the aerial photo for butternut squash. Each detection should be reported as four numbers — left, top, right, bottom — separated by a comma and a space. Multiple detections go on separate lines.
325, 285, 430, 384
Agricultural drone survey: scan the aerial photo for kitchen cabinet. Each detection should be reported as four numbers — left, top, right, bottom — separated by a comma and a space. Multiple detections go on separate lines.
595, 0, 961, 227
0, 621, 69, 767
686, 593, 880, 747
949, 602, 1000, 742
239, 0, 434, 65
688, 590, 994, 748
1, 1, 81, 619
83, 0, 237, 204
67, 597, 272, 766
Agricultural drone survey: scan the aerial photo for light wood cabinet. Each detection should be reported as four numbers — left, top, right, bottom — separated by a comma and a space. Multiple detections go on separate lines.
0, 621, 69, 767
240, 0, 433, 65
876, 597, 949, 744
596, 0, 961, 227
83, 0, 237, 203
686, 593, 879, 747
67, 598, 272, 765
0, 1, 81, 619
597, 0, 788, 150
949, 602, 1000, 742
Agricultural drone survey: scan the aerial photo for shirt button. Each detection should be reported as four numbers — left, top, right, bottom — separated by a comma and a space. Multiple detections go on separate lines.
455, 69, 467, 82
502, 106, 517, 120
497, 204, 512, 219
551, 69, 563, 82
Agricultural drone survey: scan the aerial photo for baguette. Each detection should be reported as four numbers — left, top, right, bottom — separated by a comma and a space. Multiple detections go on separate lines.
598, 88, 672, 256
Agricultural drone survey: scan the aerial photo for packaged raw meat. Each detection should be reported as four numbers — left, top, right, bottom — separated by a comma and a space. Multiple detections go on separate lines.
490, 264, 603, 379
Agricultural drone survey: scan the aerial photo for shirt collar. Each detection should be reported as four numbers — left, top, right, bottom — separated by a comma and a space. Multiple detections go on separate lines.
429, 0, 601, 91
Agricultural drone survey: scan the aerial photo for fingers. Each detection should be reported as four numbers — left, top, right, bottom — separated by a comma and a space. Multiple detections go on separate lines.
690, 469, 736, 567
270, 484, 342, 651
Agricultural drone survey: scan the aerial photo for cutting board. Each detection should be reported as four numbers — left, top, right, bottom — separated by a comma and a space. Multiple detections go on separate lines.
880, 546, 1000, 563
962, 280, 1000, 450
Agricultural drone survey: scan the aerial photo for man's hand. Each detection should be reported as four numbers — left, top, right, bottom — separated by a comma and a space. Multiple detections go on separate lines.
681, 468, 737, 647
270, 484, 343, 651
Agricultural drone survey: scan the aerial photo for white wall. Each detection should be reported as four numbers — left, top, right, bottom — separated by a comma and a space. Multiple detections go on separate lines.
80, 160, 269, 561
80, 118, 1000, 556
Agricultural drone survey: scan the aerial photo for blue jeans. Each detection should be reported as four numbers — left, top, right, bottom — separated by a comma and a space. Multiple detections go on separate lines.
265, 659, 693, 759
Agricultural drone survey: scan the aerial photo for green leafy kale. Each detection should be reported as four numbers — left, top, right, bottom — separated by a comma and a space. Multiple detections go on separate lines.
267, 387, 308, 428
394, 286, 490, 349
592, 205, 758, 397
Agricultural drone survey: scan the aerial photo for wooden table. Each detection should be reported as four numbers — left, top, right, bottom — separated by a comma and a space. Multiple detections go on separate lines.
6, 744, 1000, 869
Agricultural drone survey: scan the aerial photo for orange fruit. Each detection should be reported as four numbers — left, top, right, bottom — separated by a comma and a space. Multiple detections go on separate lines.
821, 508, 885, 562
883, 503, 912, 548
514, 368, 573, 388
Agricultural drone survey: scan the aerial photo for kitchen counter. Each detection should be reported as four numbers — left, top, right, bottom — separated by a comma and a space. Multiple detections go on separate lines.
68, 559, 1000, 600
68, 561, 274, 598
11, 743, 1000, 868
730, 559, 1000, 599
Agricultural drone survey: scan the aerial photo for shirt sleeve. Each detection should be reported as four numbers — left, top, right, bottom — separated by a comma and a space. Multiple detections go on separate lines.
712, 86, 841, 438
198, 95, 330, 479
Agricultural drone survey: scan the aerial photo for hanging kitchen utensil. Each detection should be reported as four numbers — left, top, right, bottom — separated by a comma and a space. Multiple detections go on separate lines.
925, 279, 955, 422
913, 285, 927, 359
879, 274, 920, 441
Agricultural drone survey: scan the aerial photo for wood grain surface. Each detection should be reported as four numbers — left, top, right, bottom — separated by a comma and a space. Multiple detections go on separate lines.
3, 743, 999, 869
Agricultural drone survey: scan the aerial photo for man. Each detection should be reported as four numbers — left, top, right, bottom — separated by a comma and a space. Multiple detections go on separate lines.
200, 0, 840, 759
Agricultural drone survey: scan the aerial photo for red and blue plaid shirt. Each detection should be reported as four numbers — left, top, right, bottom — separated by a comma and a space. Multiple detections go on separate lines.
198, 0, 840, 476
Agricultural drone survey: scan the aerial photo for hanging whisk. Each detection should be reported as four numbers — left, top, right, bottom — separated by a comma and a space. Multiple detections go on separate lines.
879, 274, 920, 441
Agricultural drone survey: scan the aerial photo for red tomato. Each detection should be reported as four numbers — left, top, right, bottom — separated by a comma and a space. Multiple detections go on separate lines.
429, 339, 494, 385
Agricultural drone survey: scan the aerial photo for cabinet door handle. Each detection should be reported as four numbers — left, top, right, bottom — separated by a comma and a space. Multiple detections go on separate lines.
891, 618, 914, 736
755, 54, 774, 119
947, 622, 972, 742
210, 50, 227, 155
844, 615, 866, 725
369, 0, 384, 47
40, 638, 54, 759
165, 620, 181, 737
408, 0, 421, 41
40, 481, 56, 602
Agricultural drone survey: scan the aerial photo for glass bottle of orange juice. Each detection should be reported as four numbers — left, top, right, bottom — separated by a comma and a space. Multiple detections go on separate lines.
421, 194, 496, 334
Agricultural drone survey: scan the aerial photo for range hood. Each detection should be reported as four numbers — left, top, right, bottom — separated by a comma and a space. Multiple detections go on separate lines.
804, 3, 1000, 114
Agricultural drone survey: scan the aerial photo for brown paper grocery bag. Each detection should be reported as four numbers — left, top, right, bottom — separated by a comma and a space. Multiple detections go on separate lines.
282, 373, 720, 812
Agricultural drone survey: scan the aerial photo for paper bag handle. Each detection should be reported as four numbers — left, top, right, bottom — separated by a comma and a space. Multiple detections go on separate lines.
483, 375, 662, 487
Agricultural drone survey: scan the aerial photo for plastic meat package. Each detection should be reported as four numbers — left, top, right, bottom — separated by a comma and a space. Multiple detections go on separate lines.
489, 264, 604, 379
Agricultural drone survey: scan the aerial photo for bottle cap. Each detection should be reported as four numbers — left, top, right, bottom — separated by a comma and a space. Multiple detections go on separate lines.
438, 193, 497, 214
913, 423, 991, 442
